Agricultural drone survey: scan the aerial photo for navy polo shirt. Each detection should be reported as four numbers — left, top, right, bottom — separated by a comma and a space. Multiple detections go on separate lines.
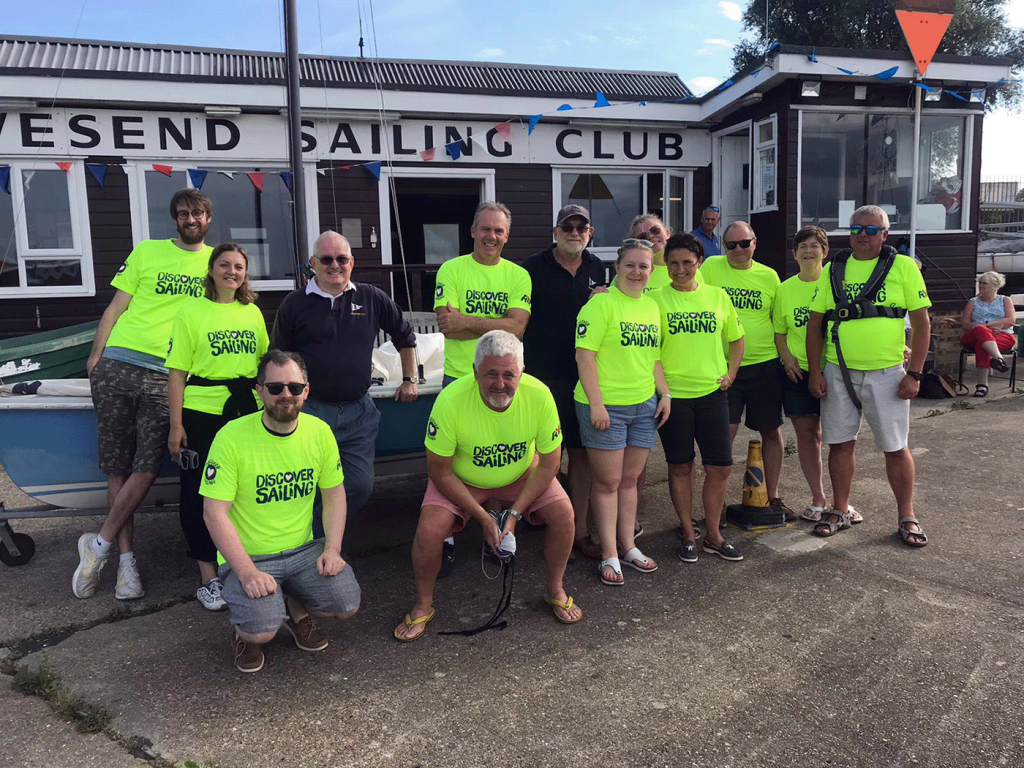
692, 227, 721, 257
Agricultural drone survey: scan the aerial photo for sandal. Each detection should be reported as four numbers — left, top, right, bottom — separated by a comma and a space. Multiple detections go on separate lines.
620, 547, 658, 573
898, 517, 928, 548
974, 384, 989, 398
599, 557, 624, 586
813, 509, 851, 537
801, 505, 826, 522
572, 535, 603, 561
393, 607, 437, 642
848, 505, 863, 524
992, 357, 1009, 373
544, 595, 583, 624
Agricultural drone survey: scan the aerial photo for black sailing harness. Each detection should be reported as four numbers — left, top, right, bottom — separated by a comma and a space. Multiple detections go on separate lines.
185, 375, 259, 419
823, 245, 905, 410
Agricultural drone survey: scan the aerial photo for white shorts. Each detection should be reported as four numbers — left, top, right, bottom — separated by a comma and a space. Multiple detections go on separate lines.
821, 362, 910, 453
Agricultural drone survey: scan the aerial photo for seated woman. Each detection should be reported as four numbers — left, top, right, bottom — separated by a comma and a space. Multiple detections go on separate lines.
960, 271, 1016, 397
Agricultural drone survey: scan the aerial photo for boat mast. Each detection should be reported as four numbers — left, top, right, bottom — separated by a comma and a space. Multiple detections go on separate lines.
284, 0, 308, 288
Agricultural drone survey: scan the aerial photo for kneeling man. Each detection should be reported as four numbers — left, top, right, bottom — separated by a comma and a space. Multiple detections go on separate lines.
202, 350, 360, 672
394, 330, 582, 641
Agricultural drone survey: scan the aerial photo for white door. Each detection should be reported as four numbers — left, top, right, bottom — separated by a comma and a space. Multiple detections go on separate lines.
718, 134, 750, 228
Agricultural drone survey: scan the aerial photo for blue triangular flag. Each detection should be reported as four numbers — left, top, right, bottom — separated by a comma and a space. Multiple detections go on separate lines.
675, 95, 691, 102
528, 114, 543, 135
873, 66, 899, 81
639, 101, 647, 106
445, 140, 462, 161
807, 47, 817, 63
946, 90, 968, 101
280, 171, 292, 190
86, 163, 107, 187
838, 67, 855, 75
751, 68, 764, 79
557, 104, 573, 111
364, 161, 382, 179
911, 82, 935, 92
594, 91, 611, 108
0, 166, 9, 194
717, 79, 735, 91
971, 89, 985, 103
188, 168, 208, 189
767, 42, 780, 52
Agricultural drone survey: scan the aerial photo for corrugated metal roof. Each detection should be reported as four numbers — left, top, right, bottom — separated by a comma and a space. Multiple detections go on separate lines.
0, 36, 691, 100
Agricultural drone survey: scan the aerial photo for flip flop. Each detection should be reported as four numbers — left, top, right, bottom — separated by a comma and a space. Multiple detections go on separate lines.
599, 557, 624, 586
801, 505, 826, 522
620, 547, 658, 573
544, 595, 583, 624
393, 607, 437, 642
848, 505, 863, 524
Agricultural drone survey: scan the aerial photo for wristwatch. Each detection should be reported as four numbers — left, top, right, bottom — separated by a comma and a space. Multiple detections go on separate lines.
506, 507, 522, 521
906, 370, 923, 381
402, 376, 415, 383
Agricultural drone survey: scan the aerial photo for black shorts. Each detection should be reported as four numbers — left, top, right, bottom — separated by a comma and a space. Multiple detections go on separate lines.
727, 359, 783, 432
780, 363, 821, 418
546, 380, 585, 451
658, 389, 733, 466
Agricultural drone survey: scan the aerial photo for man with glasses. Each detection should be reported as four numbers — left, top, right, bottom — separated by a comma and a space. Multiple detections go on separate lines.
691, 205, 722, 257
272, 231, 418, 529
807, 205, 931, 547
522, 205, 607, 559
202, 350, 360, 672
74, 189, 214, 602
702, 221, 794, 520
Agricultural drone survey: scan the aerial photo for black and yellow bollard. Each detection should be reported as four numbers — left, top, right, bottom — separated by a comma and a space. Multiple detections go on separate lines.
726, 439, 787, 530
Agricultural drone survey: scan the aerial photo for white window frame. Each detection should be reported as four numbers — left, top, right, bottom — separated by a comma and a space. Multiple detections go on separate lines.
127, 161, 318, 291
0, 159, 95, 299
751, 115, 779, 214
711, 120, 752, 223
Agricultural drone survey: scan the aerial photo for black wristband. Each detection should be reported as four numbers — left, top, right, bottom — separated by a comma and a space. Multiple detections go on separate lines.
402, 376, 414, 383
906, 370, 923, 381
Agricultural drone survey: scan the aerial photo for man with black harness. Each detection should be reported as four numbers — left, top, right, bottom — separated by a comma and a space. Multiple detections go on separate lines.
807, 205, 931, 547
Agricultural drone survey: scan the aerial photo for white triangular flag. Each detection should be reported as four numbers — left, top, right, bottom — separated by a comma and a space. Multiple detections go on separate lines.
218, 171, 236, 179
316, 168, 327, 176
22, 170, 36, 188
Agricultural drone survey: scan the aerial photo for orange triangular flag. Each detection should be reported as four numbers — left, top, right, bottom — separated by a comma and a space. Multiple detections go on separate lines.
896, 10, 952, 77
420, 148, 436, 162
153, 164, 174, 176
55, 162, 73, 172
246, 172, 266, 192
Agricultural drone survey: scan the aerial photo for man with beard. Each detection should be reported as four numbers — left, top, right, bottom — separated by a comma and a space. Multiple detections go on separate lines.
202, 350, 360, 673
74, 189, 214, 602
393, 331, 581, 641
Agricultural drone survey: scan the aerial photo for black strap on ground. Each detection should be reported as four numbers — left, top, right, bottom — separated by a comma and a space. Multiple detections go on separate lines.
439, 558, 516, 636
186, 375, 259, 418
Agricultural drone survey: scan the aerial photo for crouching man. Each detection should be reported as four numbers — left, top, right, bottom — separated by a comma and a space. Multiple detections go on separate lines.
393, 330, 582, 641
201, 350, 360, 672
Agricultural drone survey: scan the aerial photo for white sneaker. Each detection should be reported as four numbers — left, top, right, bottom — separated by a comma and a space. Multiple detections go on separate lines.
114, 558, 145, 600
72, 532, 108, 599
196, 578, 226, 611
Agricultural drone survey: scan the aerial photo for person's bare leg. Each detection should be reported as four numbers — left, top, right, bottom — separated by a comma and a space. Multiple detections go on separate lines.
884, 446, 923, 542
827, 441, 856, 513
667, 461, 696, 539
702, 465, 732, 548
198, 560, 218, 583
587, 447, 625, 584
760, 427, 785, 500
394, 505, 457, 639
98, 471, 158, 545
567, 447, 592, 542
536, 499, 582, 621
634, 462, 647, 533
616, 446, 651, 555
791, 417, 827, 508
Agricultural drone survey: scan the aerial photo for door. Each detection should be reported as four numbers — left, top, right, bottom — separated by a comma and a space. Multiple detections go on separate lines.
718, 133, 750, 228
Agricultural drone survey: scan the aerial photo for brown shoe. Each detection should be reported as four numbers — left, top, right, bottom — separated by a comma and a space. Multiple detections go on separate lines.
284, 615, 329, 652
769, 497, 798, 522
233, 632, 264, 673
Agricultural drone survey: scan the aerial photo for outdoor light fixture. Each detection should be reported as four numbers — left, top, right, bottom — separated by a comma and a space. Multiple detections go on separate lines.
924, 86, 943, 101
204, 105, 242, 117
854, 85, 867, 100
801, 81, 821, 97
370, 226, 378, 248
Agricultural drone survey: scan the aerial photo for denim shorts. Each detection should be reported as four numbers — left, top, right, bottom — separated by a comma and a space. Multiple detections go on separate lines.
575, 395, 659, 451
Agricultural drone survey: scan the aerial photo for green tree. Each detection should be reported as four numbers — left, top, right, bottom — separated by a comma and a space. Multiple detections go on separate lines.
732, 0, 1024, 106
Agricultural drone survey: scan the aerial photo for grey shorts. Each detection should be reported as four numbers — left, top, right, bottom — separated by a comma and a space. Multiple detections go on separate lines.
218, 540, 362, 635
821, 362, 910, 453
89, 356, 169, 476
575, 395, 659, 451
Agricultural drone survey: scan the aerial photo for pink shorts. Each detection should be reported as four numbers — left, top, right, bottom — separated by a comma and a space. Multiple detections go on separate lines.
421, 474, 570, 535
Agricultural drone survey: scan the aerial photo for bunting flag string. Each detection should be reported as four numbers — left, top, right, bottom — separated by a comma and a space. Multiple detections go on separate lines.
279, 171, 292, 190
364, 161, 382, 180
153, 164, 174, 177
419, 148, 436, 162
86, 163, 107, 187
187, 168, 208, 189
56, 162, 73, 172
444, 139, 463, 161
246, 172, 266, 192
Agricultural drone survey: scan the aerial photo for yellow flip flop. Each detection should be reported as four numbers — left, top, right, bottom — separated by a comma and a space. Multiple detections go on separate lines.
544, 596, 583, 624
393, 607, 437, 642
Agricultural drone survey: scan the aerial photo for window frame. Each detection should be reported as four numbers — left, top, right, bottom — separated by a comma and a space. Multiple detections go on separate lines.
751, 115, 779, 214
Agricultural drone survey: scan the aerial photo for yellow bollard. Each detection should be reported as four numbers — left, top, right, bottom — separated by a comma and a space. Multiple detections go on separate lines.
741, 439, 769, 508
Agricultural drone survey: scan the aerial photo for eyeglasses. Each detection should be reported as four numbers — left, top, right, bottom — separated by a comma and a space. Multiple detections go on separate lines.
725, 238, 754, 250
621, 238, 654, 248
795, 244, 824, 253
261, 382, 306, 396
175, 209, 207, 221
703, 206, 721, 213
850, 224, 885, 236
317, 255, 352, 266
558, 223, 590, 234
634, 226, 662, 239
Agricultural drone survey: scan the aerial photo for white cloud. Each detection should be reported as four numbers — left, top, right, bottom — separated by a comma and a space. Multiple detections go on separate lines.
476, 47, 505, 59
696, 38, 734, 55
614, 36, 643, 47
687, 76, 722, 95
577, 32, 600, 44
718, 1, 742, 22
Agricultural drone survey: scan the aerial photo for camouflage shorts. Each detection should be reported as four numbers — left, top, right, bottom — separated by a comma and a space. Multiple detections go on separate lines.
90, 356, 170, 477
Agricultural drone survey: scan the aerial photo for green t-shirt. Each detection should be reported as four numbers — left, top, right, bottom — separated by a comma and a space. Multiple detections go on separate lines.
809, 254, 931, 370
573, 286, 661, 406
166, 300, 270, 415
425, 373, 561, 489
433, 254, 532, 378
200, 412, 345, 565
772, 274, 820, 371
701, 255, 781, 366
106, 239, 213, 360
654, 282, 744, 399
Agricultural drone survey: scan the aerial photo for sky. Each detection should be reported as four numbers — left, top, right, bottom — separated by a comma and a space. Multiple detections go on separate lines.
4, 0, 1023, 175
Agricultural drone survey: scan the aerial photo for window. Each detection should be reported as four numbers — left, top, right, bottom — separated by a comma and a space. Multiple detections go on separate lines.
752, 116, 777, 212
130, 165, 296, 288
0, 161, 94, 298
800, 111, 970, 232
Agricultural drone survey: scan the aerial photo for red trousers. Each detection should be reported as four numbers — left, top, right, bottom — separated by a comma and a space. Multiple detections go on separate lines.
961, 326, 1015, 368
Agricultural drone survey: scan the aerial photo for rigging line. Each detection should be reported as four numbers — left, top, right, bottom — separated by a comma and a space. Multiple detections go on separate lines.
2, 0, 90, 275
316, 0, 339, 233
365, 0, 413, 309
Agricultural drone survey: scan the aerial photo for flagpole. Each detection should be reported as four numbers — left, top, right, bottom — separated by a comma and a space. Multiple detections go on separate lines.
910, 80, 922, 262
284, 0, 309, 289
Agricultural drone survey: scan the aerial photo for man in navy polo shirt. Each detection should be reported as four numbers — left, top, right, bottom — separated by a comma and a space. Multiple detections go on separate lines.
692, 205, 722, 257
522, 204, 607, 559
272, 231, 418, 525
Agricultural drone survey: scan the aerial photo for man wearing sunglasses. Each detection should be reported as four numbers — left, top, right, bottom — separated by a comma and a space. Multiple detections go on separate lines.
272, 231, 418, 531
202, 350, 360, 672
702, 221, 794, 520
74, 189, 214, 602
522, 205, 607, 559
807, 206, 931, 547
691, 205, 722, 257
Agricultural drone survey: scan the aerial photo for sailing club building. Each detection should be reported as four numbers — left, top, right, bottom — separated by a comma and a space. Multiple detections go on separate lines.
0, 35, 1013, 340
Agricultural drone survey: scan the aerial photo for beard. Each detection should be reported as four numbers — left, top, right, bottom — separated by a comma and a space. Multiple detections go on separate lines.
177, 219, 209, 246
485, 391, 513, 410
265, 400, 301, 424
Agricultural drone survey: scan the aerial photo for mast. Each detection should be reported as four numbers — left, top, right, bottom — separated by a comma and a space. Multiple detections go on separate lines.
284, 0, 308, 288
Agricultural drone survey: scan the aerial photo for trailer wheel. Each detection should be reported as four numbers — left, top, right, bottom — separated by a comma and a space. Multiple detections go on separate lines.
0, 532, 35, 566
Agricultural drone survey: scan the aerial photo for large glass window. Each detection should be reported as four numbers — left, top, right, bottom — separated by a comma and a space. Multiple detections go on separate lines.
800, 111, 969, 232
752, 116, 777, 212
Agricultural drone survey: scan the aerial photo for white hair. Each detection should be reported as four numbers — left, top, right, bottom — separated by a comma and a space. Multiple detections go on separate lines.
474, 330, 524, 370
312, 230, 349, 257
850, 205, 890, 230
977, 270, 1006, 289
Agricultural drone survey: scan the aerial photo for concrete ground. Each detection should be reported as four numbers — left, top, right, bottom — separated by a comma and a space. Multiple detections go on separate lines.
2, 386, 1023, 768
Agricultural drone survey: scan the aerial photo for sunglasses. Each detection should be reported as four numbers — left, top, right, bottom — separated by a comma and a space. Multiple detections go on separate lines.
704, 206, 721, 213
261, 381, 306, 396
621, 238, 654, 248
317, 255, 352, 266
175, 209, 207, 221
558, 223, 590, 234
724, 238, 754, 250
850, 225, 885, 236
634, 225, 663, 239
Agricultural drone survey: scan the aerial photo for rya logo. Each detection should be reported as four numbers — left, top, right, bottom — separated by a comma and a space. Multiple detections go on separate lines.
427, 418, 439, 439
577, 320, 590, 338
204, 460, 220, 483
